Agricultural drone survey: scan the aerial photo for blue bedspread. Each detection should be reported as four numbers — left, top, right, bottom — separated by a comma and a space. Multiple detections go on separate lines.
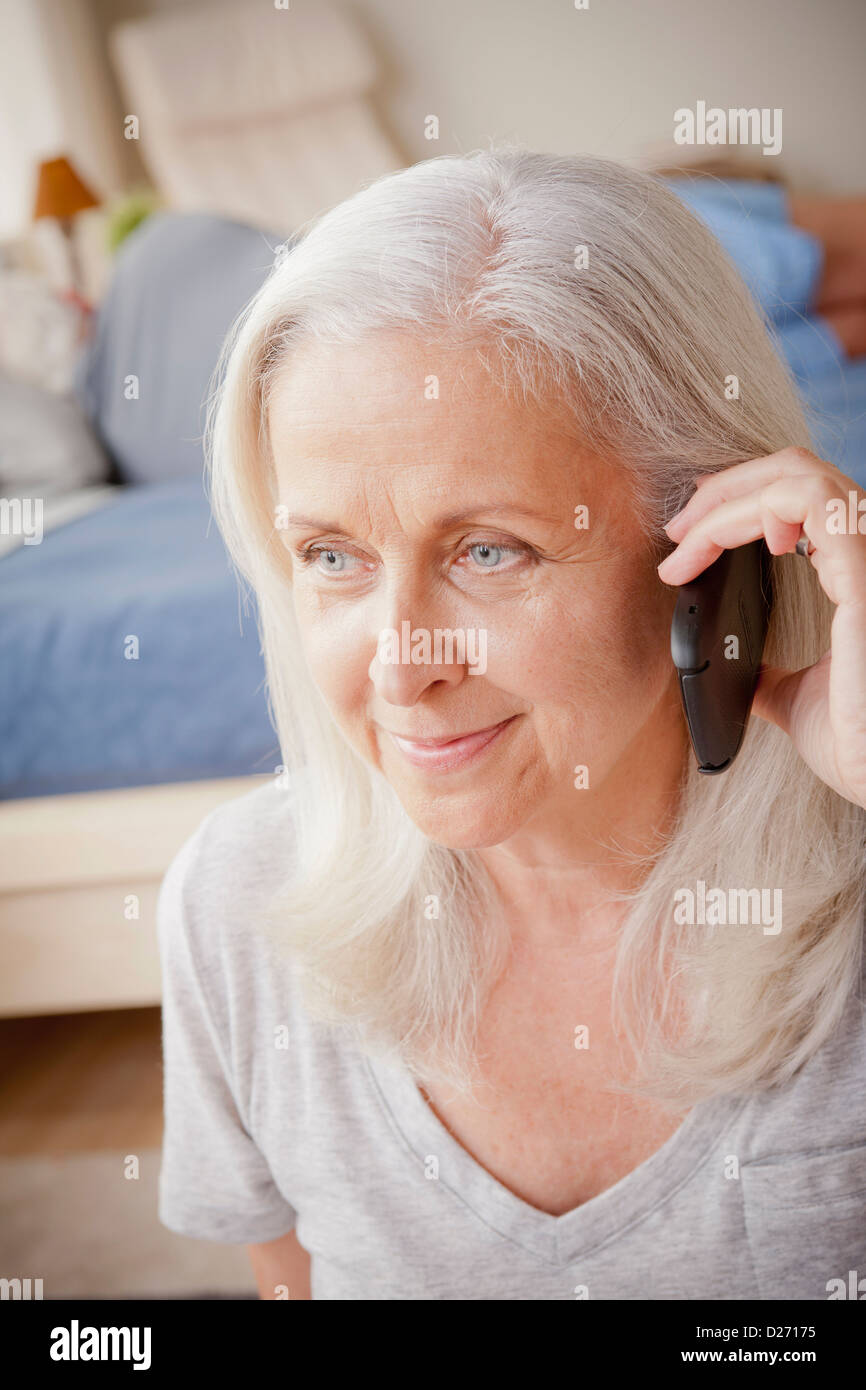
0, 478, 277, 799
665, 177, 866, 484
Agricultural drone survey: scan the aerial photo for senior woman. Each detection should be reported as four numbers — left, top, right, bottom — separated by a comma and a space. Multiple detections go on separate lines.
156, 148, 866, 1301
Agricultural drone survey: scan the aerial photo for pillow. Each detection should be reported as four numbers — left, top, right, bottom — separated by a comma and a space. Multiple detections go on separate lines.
0, 268, 83, 395
74, 211, 289, 485
0, 367, 111, 495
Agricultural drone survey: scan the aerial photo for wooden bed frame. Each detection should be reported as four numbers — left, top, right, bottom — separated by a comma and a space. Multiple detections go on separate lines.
0, 776, 259, 1017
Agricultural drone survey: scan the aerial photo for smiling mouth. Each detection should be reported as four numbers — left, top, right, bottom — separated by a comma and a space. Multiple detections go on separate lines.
383, 716, 519, 771
385, 720, 513, 747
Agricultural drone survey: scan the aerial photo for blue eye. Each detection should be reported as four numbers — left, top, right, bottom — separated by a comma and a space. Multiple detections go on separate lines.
469, 542, 501, 568
295, 538, 529, 580
463, 541, 524, 571
298, 545, 359, 575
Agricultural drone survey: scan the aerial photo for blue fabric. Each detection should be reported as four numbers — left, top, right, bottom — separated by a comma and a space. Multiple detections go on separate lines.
664, 177, 866, 485
666, 178, 821, 321
0, 478, 277, 799
75, 211, 287, 485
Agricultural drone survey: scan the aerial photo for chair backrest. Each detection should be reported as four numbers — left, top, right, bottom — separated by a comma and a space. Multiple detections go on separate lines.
108, 0, 404, 235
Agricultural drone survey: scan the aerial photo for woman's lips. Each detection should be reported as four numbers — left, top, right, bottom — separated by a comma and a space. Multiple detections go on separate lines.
386, 716, 518, 771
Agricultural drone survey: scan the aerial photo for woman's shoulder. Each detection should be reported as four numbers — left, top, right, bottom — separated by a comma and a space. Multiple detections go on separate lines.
739, 935, 866, 1156
163, 774, 297, 884
156, 775, 300, 964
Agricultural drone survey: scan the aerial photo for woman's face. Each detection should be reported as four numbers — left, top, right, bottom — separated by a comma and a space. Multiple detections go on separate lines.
269, 330, 684, 852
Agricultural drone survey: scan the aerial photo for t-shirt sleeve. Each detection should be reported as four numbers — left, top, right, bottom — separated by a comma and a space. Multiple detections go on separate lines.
156, 812, 298, 1244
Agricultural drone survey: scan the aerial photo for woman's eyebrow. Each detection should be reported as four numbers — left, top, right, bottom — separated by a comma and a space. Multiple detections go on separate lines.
281, 503, 561, 531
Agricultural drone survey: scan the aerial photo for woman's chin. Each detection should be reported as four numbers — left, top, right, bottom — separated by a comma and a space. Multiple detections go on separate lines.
398, 793, 530, 851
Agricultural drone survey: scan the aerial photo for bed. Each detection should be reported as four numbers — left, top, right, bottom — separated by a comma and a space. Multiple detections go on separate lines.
0, 211, 286, 1016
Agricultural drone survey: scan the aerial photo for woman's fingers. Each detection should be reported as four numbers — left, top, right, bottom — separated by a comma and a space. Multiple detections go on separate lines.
658, 468, 866, 605
663, 448, 841, 542
658, 445, 866, 810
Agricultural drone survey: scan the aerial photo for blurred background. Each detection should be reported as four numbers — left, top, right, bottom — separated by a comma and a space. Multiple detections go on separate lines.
0, 0, 864, 1298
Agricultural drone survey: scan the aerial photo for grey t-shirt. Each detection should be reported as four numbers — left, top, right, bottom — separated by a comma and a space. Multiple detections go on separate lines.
156, 778, 866, 1300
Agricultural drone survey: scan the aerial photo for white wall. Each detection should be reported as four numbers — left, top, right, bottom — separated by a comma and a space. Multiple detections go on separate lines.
1, 0, 864, 245
0, 0, 66, 238
0, 0, 128, 240
355, 0, 866, 190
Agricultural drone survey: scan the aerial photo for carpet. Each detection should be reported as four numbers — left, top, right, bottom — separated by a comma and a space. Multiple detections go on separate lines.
0, 1148, 258, 1298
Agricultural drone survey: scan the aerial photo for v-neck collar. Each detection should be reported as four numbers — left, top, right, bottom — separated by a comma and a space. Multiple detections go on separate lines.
365, 1049, 749, 1266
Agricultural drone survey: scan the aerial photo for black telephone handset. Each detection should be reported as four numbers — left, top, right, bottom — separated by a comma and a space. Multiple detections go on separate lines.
670, 538, 773, 774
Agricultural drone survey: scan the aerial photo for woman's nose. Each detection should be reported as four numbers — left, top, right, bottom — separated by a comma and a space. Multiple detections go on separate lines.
367, 585, 473, 702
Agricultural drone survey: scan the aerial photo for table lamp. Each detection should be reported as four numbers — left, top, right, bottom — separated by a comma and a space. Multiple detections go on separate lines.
32, 154, 100, 310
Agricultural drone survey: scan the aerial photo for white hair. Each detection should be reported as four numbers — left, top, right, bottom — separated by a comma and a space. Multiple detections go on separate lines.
205, 145, 866, 1108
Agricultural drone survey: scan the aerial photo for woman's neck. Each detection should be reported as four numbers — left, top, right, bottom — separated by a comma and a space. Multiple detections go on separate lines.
477, 690, 690, 957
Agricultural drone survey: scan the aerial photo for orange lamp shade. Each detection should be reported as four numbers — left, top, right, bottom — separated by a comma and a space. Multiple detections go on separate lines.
32, 156, 100, 222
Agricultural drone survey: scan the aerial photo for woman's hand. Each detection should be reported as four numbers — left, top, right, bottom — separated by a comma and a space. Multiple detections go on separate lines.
657, 447, 866, 809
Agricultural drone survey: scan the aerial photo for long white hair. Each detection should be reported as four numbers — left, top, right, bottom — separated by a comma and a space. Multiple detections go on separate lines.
205, 146, 866, 1108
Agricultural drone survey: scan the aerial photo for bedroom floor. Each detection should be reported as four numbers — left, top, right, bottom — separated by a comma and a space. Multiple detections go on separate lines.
0, 1008, 258, 1298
